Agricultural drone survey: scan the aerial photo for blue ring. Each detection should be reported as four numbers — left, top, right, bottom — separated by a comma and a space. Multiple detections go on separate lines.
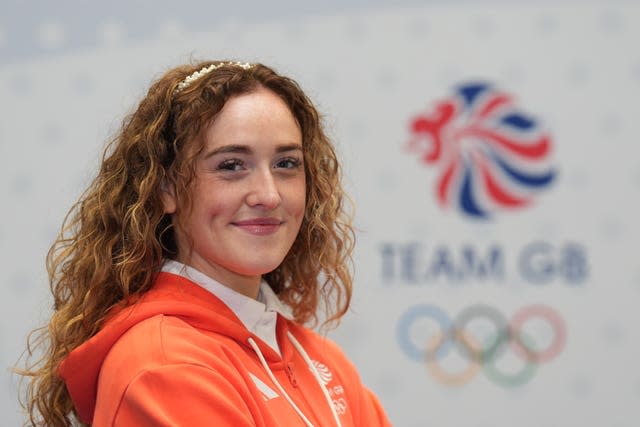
396, 304, 453, 362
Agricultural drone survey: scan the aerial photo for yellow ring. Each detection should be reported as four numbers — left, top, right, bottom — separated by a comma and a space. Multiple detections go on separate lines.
425, 329, 482, 386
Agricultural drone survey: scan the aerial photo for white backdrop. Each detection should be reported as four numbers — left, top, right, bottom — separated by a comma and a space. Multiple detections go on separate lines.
2, 1, 639, 426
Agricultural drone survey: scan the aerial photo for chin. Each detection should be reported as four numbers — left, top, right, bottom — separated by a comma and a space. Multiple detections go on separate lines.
233, 259, 285, 277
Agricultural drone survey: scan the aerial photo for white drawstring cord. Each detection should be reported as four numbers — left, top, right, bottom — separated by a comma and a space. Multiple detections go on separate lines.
287, 331, 343, 427
247, 337, 315, 427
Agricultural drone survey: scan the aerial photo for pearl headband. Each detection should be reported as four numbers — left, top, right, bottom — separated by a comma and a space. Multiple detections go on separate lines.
174, 61, 254, 94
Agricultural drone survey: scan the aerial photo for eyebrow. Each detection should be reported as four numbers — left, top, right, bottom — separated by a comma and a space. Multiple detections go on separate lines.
203, 143, 303, 158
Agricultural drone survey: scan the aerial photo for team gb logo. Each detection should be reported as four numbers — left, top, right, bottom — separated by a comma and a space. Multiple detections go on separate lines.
407, 82, 556, 219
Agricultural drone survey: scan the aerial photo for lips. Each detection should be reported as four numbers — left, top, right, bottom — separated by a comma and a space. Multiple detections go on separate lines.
232, 218, 283, 236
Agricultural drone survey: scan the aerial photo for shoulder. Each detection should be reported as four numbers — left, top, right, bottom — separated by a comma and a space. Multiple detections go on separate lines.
94, 315, 252, 425
97, 314, 244, 404
102, 314, 236, 377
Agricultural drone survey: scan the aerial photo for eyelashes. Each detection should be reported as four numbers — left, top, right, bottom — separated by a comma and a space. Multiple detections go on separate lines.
215, 157, 302, 172
216, 159, 245, 172
275, 157, 302, 169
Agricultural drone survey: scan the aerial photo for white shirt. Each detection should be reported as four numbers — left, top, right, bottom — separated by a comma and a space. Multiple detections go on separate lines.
161, 260, 292, 356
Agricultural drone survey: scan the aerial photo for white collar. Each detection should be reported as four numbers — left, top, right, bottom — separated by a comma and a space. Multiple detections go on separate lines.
161, 260, 292, 354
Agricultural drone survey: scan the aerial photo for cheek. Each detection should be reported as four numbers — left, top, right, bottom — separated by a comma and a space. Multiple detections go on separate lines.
288, 181, 307, 218
191, 183, 235, 222
201, 199, 232, 226
178, 198, 222, 236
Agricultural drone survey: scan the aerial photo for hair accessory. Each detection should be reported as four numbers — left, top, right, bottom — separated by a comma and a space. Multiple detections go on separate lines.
174, 61, 253, 94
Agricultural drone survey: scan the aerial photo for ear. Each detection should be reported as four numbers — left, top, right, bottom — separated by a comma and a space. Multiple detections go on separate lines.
160, 179, 177, 214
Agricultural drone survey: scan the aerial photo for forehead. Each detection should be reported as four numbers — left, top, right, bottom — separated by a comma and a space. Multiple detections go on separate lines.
203, 87, 302, 149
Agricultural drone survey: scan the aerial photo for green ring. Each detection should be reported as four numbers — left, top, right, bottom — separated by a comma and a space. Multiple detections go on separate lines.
482, 330, 537, 388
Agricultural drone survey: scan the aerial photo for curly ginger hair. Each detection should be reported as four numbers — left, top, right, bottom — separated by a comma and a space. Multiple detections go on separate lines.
20, 60, 354, 426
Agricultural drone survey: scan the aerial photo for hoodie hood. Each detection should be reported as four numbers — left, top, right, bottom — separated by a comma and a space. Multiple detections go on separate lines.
58, 272, 277, 424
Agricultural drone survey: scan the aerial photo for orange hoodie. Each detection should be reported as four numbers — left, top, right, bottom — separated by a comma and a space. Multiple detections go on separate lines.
59, 272, 392, 426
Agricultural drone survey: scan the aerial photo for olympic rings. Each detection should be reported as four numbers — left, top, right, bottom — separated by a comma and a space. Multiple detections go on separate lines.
396, 303, 567, 387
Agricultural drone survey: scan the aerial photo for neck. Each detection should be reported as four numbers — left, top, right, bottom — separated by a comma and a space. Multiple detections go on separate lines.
176, 256, 262, 300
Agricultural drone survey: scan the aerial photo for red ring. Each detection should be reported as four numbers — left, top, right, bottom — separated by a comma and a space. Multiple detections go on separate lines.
510, 304, 566, 363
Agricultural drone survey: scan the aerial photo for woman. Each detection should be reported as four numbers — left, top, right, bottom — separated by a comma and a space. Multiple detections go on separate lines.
21, 60, 392, 426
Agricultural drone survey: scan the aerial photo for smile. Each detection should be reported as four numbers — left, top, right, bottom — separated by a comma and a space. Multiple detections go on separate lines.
232, 218, 283, 236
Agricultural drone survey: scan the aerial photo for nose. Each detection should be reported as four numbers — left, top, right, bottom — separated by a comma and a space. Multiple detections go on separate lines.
245, 168, 282, 210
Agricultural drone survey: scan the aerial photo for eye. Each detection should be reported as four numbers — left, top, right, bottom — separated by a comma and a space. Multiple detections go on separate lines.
275, 157, 302, 169
216, 159, 245, 171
